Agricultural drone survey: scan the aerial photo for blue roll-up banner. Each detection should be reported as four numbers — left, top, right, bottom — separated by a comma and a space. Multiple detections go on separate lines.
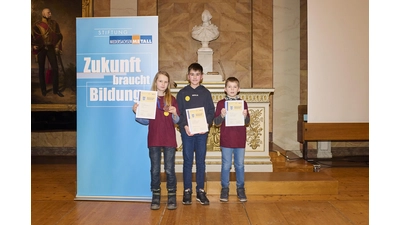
75, 16, 158, 201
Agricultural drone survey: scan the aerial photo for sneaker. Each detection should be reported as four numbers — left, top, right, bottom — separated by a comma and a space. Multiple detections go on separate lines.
150, 190, 161, 210
182, 189, 192, 205
196, 189, 210, 205
167, 190, 177, 210
220, 187, 229, 202
237, 188, 247, 202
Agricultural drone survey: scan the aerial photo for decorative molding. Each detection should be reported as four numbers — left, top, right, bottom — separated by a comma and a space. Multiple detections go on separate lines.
82, 0, 93, 17
31, 104, 77, 112
31, 147, 76, 156
247, 109, 264, 150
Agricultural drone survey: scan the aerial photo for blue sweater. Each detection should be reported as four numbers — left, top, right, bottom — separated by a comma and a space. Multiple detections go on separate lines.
176, 85, 215, 131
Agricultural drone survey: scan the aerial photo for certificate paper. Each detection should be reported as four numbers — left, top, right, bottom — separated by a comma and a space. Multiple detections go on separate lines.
136, 90, 157, 119
186, 107, 208, 134
225, 100, 244, 126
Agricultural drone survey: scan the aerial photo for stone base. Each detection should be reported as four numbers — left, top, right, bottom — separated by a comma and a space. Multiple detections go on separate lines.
288, 147, 369, 159
203, 73, 223, 82
162, 151, 273, 173
174, 81, 225, 89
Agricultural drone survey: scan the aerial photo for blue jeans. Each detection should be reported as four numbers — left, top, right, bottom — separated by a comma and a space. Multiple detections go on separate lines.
220, 147, 245, 189
181, 131, 208, 192
149, 147, 177, 192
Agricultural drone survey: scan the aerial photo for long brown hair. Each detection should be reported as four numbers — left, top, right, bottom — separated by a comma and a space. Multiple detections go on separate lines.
151, 70, 172, 106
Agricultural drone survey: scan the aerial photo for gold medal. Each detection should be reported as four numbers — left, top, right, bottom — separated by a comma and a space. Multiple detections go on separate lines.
185, 96, 190, 101
164, 111, 169, 116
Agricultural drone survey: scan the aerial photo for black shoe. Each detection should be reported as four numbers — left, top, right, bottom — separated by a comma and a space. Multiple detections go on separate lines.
150, 190, 161, 210
237, 188, 247, 202
182, 189, 192, 205
196, 189, 209, 205
41, 90, 47, 96
54, 91, 64, 97
220, 187, 229, 202
167, 190, 177, 210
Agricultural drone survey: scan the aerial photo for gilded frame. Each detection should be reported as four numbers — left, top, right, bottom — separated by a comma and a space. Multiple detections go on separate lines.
82, 0, 93, 18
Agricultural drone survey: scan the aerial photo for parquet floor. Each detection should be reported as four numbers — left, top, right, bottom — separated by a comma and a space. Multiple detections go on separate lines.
30, 148, 369, 225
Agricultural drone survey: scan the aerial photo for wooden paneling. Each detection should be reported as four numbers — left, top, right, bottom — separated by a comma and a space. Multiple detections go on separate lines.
303, 123, 369, 141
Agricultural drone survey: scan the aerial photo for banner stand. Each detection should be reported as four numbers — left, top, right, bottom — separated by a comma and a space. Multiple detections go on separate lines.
75, 16, 158, 201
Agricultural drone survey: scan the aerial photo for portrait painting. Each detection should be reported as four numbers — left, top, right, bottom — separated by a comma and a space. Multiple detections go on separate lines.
31, 0, 85, 107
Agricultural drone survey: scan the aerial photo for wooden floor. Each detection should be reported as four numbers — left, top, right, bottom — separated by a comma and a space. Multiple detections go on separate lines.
31, 150, 369, 225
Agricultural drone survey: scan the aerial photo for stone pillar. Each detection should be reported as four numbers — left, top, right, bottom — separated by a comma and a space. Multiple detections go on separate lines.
273, 0, 301, 155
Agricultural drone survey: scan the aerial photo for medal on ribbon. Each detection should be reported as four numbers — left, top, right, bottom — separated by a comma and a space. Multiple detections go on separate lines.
158, 98, 170, 116
163, 105, 170, 116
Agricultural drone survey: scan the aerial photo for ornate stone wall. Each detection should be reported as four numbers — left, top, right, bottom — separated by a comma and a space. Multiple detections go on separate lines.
94, 0, 274, 132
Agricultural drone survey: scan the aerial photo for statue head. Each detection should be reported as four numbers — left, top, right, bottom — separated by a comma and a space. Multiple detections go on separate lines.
201, 10, 212, 23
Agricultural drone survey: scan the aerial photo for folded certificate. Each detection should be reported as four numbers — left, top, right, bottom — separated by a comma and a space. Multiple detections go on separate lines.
186, 107, 208, 134
225, 100, 244, 126
136, 90, 157, 119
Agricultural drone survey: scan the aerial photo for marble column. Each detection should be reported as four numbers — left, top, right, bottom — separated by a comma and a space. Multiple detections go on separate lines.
273, 0, 301, 155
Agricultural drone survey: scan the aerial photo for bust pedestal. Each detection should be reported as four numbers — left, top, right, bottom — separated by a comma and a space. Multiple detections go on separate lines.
197, 48, 214, 75
169, 83, 275, 172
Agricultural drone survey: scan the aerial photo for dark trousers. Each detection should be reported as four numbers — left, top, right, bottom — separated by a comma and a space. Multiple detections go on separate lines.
37, 45, 59, 93
181, 132, 208, 192
149, 146, 177, 192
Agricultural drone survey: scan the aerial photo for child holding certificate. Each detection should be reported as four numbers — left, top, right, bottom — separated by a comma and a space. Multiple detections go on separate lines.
176, 63, 215, 205
132, 71, 180, 210
213, 77, 250, 202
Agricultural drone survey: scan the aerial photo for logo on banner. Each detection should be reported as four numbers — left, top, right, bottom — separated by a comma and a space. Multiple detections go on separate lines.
109, 35, 153, 44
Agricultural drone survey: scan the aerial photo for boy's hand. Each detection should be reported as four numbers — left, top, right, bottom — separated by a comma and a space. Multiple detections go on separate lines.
184, 125, 194, 136
221, 108, 227, 118
243, 109, 248, 117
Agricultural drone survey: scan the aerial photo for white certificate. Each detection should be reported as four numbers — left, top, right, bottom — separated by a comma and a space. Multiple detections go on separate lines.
136, 90, 157, 119
186, 107, 209, 134
225, 100, 244, 126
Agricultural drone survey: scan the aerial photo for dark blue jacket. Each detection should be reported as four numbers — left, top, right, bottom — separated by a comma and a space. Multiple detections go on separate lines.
176, 85, 215, 131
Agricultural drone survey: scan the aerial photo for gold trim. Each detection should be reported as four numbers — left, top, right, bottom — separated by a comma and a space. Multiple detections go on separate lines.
82, 0, 93, 17
31, 104, 76, 112
239, 93, 272, 103
247, 109, 264, 149
203, 92, 271, 103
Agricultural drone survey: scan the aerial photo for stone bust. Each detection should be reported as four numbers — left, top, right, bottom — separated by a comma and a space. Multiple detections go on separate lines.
191, 10, 219, 49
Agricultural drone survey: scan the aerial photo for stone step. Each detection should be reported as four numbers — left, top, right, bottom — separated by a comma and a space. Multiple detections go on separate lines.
160, 171, 338, 196
160, 147, 334, 196
269, 150, 315, 172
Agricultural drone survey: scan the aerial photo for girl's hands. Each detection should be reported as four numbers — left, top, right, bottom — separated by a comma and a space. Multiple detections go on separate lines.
132, 103, 139, 113
168, 105, 178, 116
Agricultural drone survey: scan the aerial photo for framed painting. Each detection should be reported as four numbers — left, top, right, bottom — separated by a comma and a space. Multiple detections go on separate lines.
31, 0, 93, 111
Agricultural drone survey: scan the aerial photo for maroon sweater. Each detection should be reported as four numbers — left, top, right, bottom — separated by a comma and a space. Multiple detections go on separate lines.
147, 96, 180, 148
214, 99, 250, 148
